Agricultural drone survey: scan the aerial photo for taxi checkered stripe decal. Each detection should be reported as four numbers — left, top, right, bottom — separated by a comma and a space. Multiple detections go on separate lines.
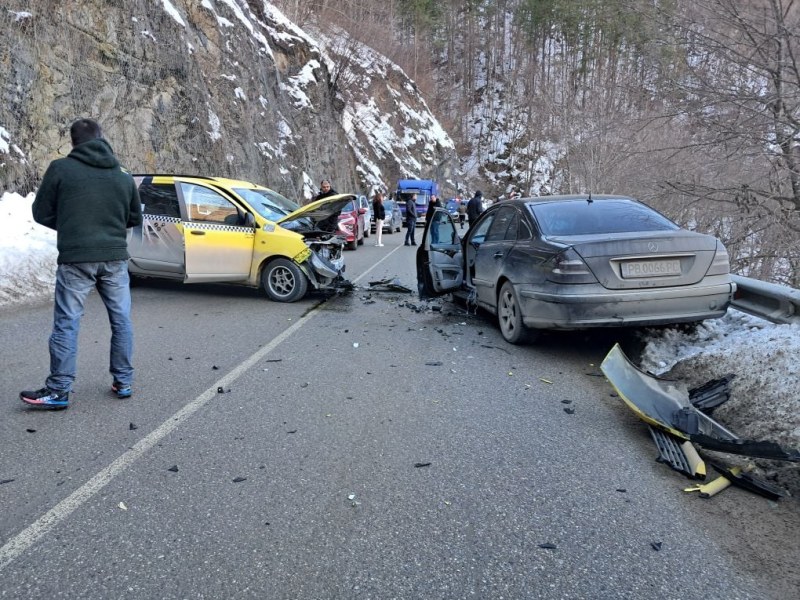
141, 215, 250, 232
184, 222, 251, 232
143, 214, 181, 223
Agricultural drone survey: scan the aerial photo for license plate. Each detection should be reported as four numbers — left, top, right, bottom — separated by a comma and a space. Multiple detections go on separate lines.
621, 259, 681, 278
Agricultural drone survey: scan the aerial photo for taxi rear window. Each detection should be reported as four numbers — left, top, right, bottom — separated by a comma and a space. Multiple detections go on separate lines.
139, 182, 181, 218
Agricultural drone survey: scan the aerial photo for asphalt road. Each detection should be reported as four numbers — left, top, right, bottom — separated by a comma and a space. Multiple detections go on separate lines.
0, 232, 796, 599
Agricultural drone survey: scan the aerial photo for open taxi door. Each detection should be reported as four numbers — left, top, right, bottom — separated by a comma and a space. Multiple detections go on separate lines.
416, 208, 464, 298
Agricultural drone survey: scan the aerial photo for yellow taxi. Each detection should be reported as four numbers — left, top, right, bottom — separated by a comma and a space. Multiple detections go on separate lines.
127, 175, 353, 302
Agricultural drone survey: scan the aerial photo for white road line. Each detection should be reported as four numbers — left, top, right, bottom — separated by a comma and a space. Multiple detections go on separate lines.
0, 245, 405, 571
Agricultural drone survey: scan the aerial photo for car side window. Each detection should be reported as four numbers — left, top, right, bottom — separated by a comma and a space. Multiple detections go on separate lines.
503, 213, 520, 241
518, 218, 533, 240
470, 214, 494, 245
432, 210, 457, 244
138, 182, 181, 219
180, 183, 240, 225
485, 208, 515, 242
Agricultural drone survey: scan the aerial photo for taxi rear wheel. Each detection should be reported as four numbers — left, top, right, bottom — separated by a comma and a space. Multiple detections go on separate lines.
261, 258, 309, 302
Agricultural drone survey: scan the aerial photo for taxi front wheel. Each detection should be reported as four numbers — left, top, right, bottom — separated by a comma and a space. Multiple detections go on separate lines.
261, 258, 309, 302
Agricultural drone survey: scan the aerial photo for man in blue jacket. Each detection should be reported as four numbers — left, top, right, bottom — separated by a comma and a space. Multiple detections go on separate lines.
20, 118, 142, 409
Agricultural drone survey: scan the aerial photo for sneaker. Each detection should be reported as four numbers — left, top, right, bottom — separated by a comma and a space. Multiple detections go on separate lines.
20, 387, 70, 410
411, 242, 417, 246
378, 244, 384, 247
404, 242, 410, 246
112, 381, 132, 399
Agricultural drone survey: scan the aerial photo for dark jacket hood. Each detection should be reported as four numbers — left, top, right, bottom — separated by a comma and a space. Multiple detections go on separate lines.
68, 138, 119, 169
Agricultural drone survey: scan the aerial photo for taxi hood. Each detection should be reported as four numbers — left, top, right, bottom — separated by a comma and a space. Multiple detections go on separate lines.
278, 193, 355, 228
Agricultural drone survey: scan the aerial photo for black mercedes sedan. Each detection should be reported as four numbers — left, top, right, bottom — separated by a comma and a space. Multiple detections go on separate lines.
416, 195, 736, 344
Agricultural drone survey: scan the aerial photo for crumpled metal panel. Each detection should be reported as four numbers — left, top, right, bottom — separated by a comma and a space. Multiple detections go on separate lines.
601, 343, 800, 462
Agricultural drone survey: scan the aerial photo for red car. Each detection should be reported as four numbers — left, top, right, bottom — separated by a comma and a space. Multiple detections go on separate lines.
337, 198, 366, 250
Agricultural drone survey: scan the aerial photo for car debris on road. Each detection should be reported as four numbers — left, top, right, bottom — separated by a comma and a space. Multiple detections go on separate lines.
601, 343, 798, 500
367, 277, 413, 293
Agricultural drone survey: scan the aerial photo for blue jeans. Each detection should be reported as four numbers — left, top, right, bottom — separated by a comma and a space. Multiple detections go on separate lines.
430, 220, 440, 244
405, 223, 416, 244
47, 261, 134, 392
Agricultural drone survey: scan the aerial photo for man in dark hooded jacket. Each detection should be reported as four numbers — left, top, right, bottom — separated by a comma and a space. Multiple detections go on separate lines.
467, 190, 484, 228
20, 118, 142, 410
312, 179, 337, 202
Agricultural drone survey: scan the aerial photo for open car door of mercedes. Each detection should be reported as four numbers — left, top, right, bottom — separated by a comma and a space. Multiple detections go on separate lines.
417, 208, 464, 298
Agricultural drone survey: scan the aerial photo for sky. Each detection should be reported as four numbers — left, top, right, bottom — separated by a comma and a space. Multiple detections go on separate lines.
1, 190, 798, 498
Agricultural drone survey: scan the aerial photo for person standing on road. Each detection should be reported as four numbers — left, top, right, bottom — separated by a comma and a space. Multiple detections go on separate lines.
404, 194, 418, 246
426, 195, 442, 244
467, 190, 484, 231
20, 118, 142, 410
373, 191, 386, 247
457, 196, 467, 229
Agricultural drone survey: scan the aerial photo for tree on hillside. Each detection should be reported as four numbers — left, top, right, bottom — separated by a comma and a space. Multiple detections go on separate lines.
653, 0, 800, 282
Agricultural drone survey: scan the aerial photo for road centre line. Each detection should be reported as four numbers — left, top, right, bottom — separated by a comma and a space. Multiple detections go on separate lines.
0, 245, 404, 571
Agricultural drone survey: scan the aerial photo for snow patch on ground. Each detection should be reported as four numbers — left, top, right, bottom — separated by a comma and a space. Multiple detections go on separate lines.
0, 192, 57, 308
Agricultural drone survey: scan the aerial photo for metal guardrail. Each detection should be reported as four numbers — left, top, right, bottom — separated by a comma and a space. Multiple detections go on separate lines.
730, 275, 800, 324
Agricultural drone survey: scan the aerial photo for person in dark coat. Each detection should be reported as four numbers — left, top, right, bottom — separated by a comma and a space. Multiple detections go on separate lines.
372, 191, 386, 247
21, 118, 142, 409
312, 179, 337, 203
404, 194, 417, 246
467, 190, 484, 229
425, 195, 443, 244
310, 179, 342, 230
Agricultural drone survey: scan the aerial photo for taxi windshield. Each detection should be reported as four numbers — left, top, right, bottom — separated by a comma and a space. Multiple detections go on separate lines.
233, 187, 300, 222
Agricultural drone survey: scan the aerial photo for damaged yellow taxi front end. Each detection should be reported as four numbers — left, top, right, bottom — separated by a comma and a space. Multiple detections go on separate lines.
128, 175, 353, 302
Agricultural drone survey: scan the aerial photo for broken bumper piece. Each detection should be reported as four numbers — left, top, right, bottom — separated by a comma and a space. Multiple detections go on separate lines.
648, 426, 706, 479
308, 251, 344, 281
600, 343, 800, 462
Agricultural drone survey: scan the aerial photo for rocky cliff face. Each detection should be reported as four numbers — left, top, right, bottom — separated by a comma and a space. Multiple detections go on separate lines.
0, 0, 456, 199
